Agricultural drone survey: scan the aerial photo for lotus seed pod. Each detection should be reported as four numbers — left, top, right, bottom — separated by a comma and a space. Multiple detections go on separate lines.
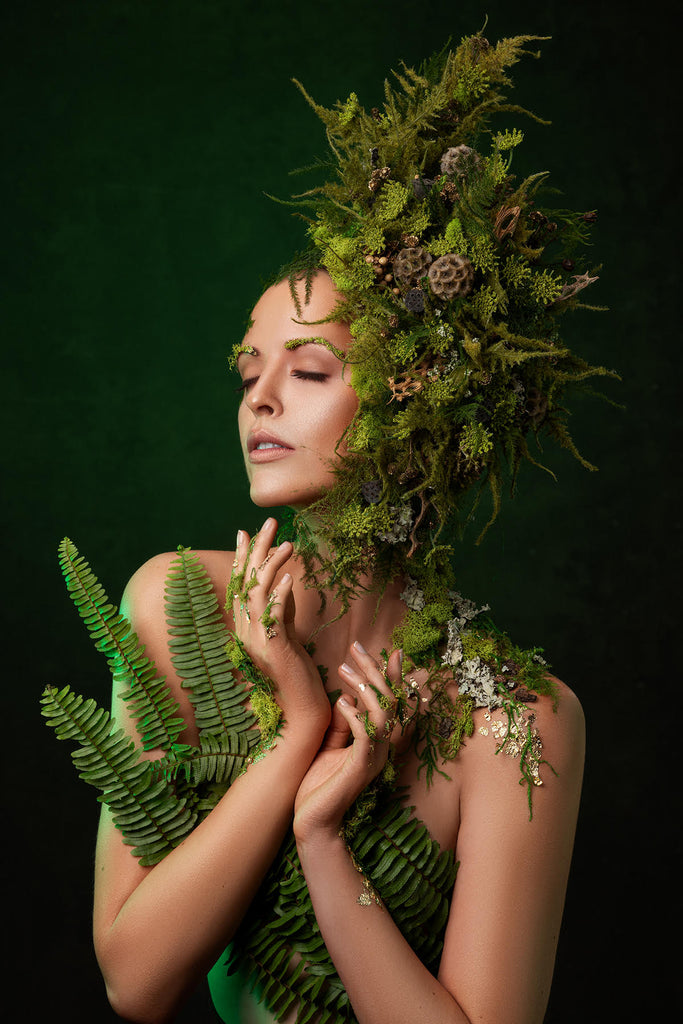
439, 144, 482, 178
427, 253, 475, 300
393, 247, 433, 287
404, 288, 425, 314
361, 480, 383, 504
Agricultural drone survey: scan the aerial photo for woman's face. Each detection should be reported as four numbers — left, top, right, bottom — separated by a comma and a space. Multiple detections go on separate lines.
237, 272, 358, 509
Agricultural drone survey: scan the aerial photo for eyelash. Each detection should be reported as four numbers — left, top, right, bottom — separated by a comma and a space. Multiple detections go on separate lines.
236, 370, 329, 393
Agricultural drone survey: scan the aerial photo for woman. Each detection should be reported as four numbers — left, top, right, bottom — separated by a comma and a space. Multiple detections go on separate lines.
45, 31, 605, 1024
89, 269, 583, 1024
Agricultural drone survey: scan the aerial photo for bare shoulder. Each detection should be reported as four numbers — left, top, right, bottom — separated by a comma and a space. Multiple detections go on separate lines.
461, 675, 584, 778
121, 548, 234, 621
455, 674, 585, 845
114, 549, 236, 736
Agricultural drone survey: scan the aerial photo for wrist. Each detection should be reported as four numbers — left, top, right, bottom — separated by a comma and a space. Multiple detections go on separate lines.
294, 819, 344, 854
279, 715, 328, 760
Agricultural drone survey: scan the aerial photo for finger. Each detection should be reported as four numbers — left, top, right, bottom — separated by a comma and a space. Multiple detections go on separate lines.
321, 695, 355, 751
386, 648, 403, 688
230, 530, 252, 622
255, 539, 293, 594
258, 572, 293, 642
246, 517, 279, 573
337, 695, 375, 749
339, 660, 396, 743
347, 643, 396, 711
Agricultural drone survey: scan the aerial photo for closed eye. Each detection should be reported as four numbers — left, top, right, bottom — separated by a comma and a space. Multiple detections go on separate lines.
291, 370, 329, 382
236, 370, 329, 393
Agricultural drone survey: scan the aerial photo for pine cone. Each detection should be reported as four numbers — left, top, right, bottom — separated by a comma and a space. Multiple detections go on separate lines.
393, 247, 432, 287
439, 145, 482, 178
368, 166, 391, 192
428, 253, 474, 300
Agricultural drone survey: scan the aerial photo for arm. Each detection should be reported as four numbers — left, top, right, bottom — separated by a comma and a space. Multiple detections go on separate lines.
294, 652, 584, 1024
94, 521, 331, 1024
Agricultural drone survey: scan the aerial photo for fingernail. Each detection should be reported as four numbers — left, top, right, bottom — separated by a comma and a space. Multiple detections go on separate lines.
340, 662, 352, 674
353, 641, 367, 654
338, 696, 349, 707
262, 517, 274, 530
281, 572, 292, 584
236, 530, 243, 548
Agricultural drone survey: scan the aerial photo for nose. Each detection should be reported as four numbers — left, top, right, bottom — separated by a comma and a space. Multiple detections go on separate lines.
244, 367, 283, 416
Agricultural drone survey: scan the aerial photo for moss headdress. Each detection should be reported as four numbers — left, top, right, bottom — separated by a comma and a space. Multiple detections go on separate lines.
248, 30, 612, 656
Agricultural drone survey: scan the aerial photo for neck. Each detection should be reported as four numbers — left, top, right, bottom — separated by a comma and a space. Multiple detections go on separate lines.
291, 554, 408, 665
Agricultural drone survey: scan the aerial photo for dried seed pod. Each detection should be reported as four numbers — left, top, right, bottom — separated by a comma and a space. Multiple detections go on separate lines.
368, 166, 391, 192
361, 480, 383, 504
393, 247, 432, 287
404, 288, 425, 314
440, 180, 460, 204
427, 253, 474, 300
439, 144, 482, 178
525, 387, 548, 426
412, 174, 434, 200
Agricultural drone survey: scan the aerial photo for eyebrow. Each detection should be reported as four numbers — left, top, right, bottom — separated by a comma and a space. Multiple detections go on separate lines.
233, 337, 347, 364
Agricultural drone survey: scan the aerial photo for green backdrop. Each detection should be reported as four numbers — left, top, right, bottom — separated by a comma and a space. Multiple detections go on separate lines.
3, 1, 676, 1020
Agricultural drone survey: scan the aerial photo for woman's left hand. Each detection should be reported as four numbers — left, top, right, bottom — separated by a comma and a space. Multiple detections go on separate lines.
293, 643, 403, 842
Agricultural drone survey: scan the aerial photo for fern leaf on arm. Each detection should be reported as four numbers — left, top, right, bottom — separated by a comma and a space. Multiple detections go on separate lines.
57, 537, 187, 751
40, 684, 198, 865
161, 547, 259, 791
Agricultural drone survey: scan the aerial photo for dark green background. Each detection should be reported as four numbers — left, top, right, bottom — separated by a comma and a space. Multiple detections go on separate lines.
3, 1, 677, 1019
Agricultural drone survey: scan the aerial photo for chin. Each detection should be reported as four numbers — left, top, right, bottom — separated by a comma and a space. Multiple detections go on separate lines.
248, 477, 330, 510
245, 456, 339, 510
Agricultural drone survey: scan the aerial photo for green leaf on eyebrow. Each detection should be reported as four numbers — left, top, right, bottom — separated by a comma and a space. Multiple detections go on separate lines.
284, 336, 347, 360
228, 343, 256, 369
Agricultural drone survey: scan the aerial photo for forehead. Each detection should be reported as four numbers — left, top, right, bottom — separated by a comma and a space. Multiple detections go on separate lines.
244, 274, 352, 355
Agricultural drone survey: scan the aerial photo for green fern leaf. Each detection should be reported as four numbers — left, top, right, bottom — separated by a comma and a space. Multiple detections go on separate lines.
40, 685, 197, 865
156, 730, 254, 788
228, 797, 457, 1022
164, 547, 258, 743
58, 538, 185, 750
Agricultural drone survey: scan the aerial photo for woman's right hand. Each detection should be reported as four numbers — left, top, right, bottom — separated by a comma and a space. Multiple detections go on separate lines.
230, 518, 331, 742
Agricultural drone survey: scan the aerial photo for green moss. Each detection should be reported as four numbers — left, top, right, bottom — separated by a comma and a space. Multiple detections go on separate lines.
529, 269, 563, 306
338, 91, 361, 128
461, 630, 499, 662
494, 127, 524, 150
374, 179, 411, 222
460, 422, 493, 458
248, 689, 283, 746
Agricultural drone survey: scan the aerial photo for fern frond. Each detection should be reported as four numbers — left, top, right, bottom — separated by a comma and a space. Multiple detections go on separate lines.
164, 548, 258, 742
41, 685, 197, 865
156, 731, 255, 788
229, 799, 457, 1021
58, 538, 185, 750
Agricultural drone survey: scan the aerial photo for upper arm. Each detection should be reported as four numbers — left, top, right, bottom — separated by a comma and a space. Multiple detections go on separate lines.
438, 681, 585, 1024
94, 552, 198, 942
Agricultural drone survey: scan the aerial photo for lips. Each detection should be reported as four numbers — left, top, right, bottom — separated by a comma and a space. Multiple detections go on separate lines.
247, 429, 294, 463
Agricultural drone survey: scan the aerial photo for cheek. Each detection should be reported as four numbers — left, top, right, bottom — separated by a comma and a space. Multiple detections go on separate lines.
237, 401, 250, 447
